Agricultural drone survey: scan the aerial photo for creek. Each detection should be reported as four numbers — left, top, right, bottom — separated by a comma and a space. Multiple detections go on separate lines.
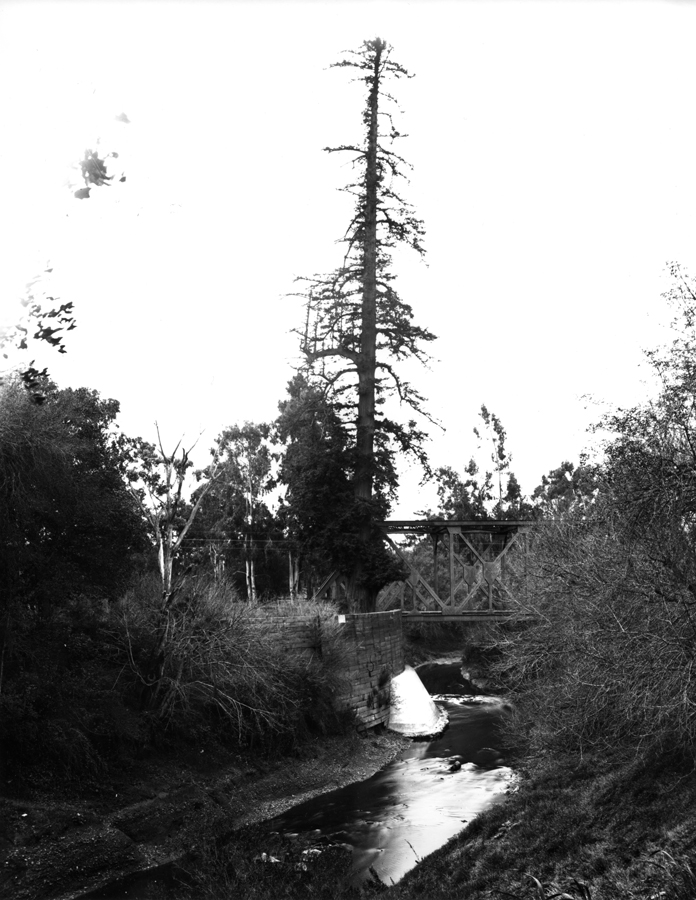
88, 666, 513, 898
268, 674, 514, 887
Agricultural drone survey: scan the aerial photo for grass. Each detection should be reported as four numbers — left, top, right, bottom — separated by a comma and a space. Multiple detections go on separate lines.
174, 827, 363, 899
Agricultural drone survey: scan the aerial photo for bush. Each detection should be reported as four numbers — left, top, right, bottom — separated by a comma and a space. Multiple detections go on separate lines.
0, 594, 144, 786
490, 277, 696, 763
177, 826, 359, 899
492, 505, 696, 760
117, 577, 352, 753
1, 575, 352, 788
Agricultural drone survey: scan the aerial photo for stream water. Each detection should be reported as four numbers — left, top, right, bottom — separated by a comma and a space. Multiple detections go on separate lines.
268, 693, 515, 886
89, 667, 514, 898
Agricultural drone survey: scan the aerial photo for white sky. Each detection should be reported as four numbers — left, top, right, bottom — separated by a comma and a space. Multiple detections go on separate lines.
2, 0, 696, 516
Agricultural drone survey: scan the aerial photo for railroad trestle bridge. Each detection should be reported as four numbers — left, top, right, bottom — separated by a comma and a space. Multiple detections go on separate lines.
377, 520, 533, 622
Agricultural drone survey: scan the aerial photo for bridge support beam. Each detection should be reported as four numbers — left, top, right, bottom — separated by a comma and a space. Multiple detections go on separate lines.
377, 520, 532, 621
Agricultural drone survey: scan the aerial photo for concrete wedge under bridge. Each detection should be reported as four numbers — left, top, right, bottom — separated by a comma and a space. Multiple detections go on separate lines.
377, 520, 534, 622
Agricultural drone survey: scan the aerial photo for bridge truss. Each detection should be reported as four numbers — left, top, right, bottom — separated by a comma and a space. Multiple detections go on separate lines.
377, 520, 532, 622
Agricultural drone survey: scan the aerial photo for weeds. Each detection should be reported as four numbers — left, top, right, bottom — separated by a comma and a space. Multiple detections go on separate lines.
645, 849, 696, 900
2, 575, 352, 787
117, 574, 354, 752
487, 511, 696, 762
176, 826, 365, 899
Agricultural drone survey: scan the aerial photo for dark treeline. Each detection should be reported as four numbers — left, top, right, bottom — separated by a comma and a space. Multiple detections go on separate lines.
182, 267, 696, 900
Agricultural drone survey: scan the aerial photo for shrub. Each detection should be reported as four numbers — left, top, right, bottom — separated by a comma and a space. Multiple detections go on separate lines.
492, 505, 696, 760
176, 826, 357, 899
116, 577, 352, 752
0, 594, 144, 786
1, 576, 352, 787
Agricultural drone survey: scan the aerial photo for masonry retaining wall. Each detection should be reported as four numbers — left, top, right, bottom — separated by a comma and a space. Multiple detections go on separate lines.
246, 609, 321, 657
250, 608, 404, 730
333, 610, 405, 729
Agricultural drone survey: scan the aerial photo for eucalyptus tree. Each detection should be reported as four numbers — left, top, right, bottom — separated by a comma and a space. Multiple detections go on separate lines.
434, 406, 533, 521
190, 422, 277, 601
297, 38, 436, 609
124, 430, 220, 601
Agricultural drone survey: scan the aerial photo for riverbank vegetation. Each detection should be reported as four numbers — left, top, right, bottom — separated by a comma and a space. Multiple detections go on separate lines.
176, 268, 696, 898
387, 750, 696, 900
0, 556, 350, 792
389, 269, 696, 899
0, 37, 438, 796
169, 748, 695, 900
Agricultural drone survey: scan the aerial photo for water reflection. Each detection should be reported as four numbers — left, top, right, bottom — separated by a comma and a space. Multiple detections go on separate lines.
269, 697, 514, 885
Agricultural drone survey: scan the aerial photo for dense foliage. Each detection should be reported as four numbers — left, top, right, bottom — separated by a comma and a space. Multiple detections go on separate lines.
5, 39, 696, 900
0, 377, 148, 607
274, 375, 404, 603
0, 378, 150, 782
0, 378, 348, 788
493, 266, 696, 763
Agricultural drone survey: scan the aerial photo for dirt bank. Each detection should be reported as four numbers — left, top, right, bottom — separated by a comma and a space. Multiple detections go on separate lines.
0, 729, 410, 900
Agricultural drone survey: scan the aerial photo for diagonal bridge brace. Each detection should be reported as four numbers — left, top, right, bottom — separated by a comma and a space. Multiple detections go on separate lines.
380, 520, 531, 617
447, 530, 523, 611
383, 534, 445, 611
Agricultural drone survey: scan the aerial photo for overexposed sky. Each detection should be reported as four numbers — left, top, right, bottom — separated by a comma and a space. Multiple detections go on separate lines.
2, 0, 695, 515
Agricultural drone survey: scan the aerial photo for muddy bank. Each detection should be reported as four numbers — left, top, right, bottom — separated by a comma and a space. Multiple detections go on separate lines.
0, 730, 409, 900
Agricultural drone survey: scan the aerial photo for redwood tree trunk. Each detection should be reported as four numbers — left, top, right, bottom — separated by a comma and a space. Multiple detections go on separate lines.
349, 40, 383, 613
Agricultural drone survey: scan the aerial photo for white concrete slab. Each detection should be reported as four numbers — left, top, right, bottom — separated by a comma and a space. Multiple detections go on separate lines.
387, 665, 448, 737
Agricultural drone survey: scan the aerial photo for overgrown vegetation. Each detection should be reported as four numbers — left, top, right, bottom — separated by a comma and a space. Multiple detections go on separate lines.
1, 549, 351, 788
493, 268, 696, 764
176, 828, 364, 900
382, 267, 696, 900
0, 314, 353, 790
119, 575, 349, 749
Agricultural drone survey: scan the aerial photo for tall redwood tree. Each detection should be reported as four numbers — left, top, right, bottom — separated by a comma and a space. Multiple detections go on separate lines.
298, 38, 436, 610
